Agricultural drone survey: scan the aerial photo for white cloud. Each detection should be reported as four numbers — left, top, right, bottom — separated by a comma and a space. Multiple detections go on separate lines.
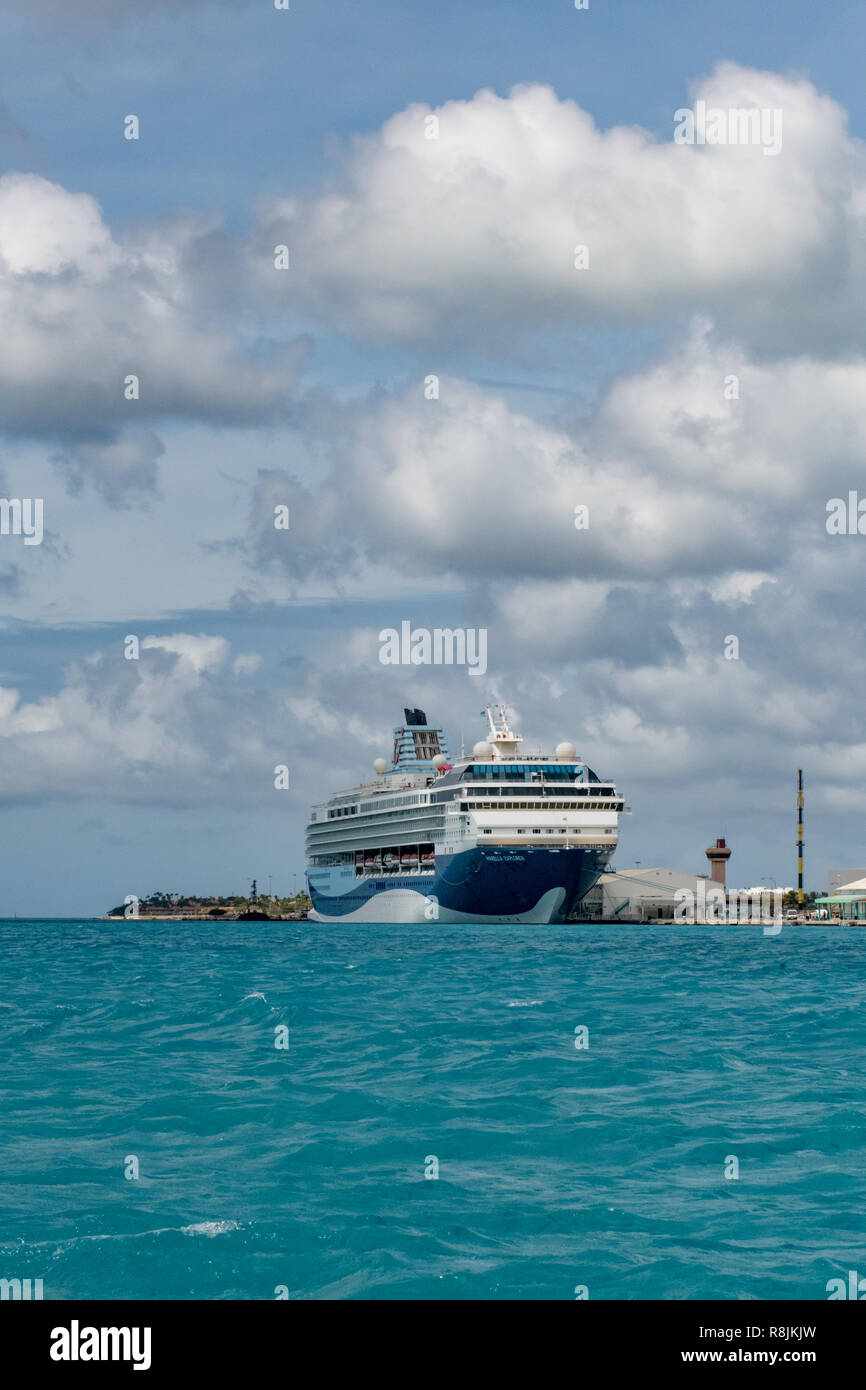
256, 64, 866, 353
233, 653, 262, 677
140, 633, 229, 674
707, 572, 776, 604
247, 324, 866, 596
0, 174, 304, 500
0, 633, 266, 801
0, 175, 115, 275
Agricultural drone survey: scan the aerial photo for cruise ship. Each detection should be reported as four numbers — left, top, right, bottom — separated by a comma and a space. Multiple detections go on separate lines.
305, 705, 624, 923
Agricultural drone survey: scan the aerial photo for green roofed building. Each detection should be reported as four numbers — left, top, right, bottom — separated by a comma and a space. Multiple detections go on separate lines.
815, 875, 866, 921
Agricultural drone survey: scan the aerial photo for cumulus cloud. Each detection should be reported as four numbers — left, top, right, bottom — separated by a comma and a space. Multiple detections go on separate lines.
0, 634, 279, 804
255, 63, 866, 354
243, 321, 866, 599
233, 653, 262, 677
0, 174, 305, 500
0, 632, 419, 811
590, 319, 866, 500
52, 429, 165, 506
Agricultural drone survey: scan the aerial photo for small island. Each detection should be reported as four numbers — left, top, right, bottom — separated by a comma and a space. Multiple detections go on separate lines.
106, 882, 311, 921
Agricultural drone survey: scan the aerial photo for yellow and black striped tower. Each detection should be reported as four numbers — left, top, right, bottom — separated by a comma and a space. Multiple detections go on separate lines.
797, 769, 804, 906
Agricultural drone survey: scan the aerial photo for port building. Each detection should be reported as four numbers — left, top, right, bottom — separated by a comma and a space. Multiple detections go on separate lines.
816, 874, 866, 922
580, 866, 780, 923
581, 867, 719, 921
827, 868, 866, 895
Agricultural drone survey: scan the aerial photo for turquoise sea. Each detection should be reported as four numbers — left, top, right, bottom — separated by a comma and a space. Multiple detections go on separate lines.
1, 919, 863, 1301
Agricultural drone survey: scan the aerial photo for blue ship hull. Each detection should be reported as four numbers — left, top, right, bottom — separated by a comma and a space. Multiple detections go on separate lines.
307, 845, 610, 924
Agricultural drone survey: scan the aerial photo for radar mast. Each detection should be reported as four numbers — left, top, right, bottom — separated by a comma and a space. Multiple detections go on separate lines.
485, 703, 523, 760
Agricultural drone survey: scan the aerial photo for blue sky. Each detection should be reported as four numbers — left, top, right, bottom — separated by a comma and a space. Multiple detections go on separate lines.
6, 2, 866, 224
2, 0, 866, 912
